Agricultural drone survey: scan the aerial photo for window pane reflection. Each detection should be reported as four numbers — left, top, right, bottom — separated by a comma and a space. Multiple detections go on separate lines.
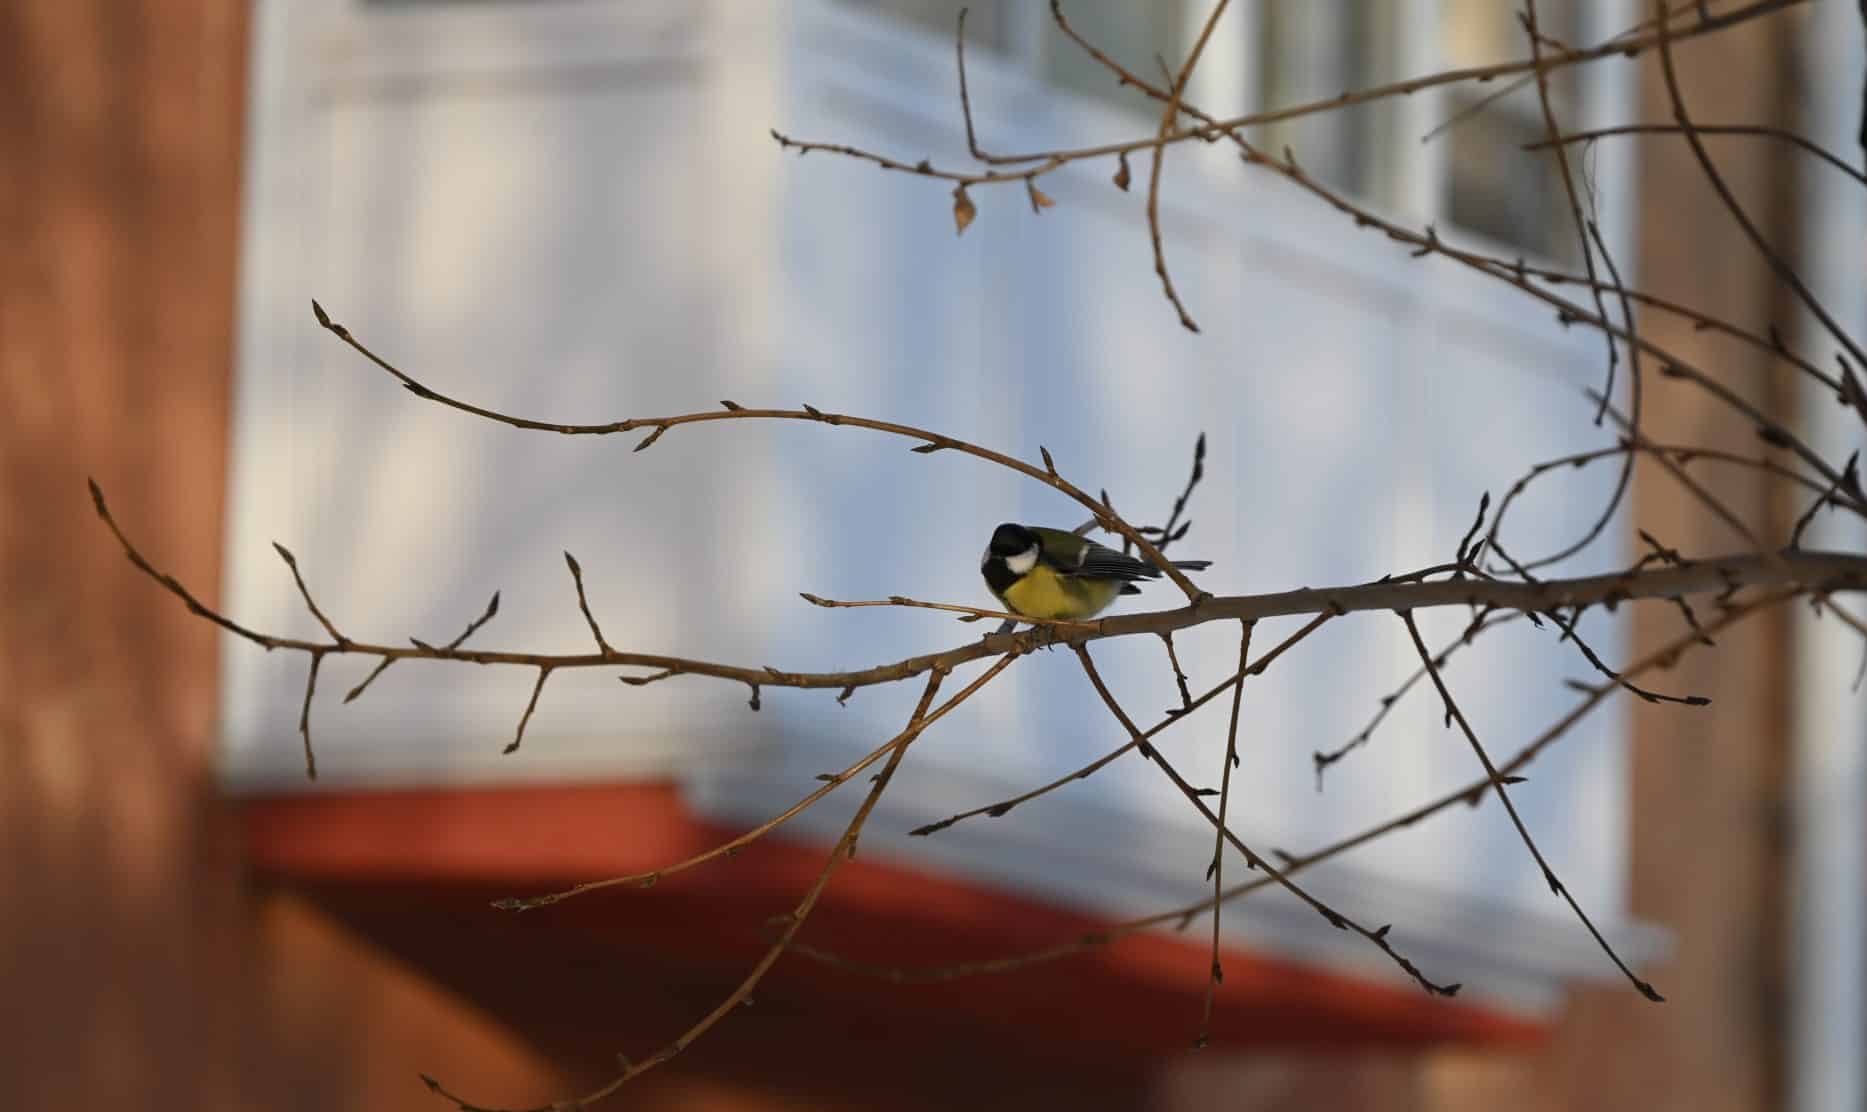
1258, 0, 1397, 202
1041, 1, 1187, 110
837, 0, 1015, 54
1438, 0, 1588, 263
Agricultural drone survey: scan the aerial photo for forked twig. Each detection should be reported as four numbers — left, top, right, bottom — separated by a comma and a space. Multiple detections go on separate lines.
1076, 644, 1460, 998
910, 613, 1329, 837
1399, 610, 1661, 1001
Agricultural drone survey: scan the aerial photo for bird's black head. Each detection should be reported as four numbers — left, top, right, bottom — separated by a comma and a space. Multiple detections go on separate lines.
988, 522, 1037, 558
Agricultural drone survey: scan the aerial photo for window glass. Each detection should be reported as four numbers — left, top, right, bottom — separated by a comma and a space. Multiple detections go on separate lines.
1257, 0, 1398, 202
1040, 1, 1187, 109
836, 0, 1015, 54
1439, 0, 1589, 262
1443, 0, 1584, 68
1443, 91, 1585, 262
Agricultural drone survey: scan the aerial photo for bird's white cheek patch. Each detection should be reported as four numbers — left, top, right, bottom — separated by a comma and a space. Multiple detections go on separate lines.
1006, 547, 1038, 575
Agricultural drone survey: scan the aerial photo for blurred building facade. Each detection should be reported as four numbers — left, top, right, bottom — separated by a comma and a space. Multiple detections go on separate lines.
5, 2, 1863, 1110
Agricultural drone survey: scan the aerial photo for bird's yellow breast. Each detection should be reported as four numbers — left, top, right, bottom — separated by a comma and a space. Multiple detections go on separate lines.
997, 564, 1124, 620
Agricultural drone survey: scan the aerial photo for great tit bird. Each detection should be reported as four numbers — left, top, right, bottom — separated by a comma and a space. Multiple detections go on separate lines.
980, 522, 1212, 621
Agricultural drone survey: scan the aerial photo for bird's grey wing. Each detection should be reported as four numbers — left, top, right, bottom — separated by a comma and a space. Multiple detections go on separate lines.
1070, 541, 1164, 581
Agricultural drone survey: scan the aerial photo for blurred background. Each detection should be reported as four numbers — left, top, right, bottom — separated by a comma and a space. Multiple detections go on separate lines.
7, 1, 1867, 1109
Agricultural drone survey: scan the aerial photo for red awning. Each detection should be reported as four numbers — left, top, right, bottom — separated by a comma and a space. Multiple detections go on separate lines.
243, 782, 1546, 1062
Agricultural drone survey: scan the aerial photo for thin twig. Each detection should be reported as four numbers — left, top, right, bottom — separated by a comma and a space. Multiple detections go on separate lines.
799, 592, 1100, 631
1523, 0, 1618, 426
1313, 610, 1523, 788
1160, 630, 1194, 711
504, 667, 553, 755
1077, 644, 1460, 997
1141, 0, 1232, 332
1144, 431, 1206, 554
1487, 543, 1709, 707
495, 654, 1016, 910
1587, 400, 1865, 662
1074, 433, 1205, 552
344, 591, 500, 704
272, 541, 350, 647
1529, 123, 1867, 188
563, 551, 615, 655
1199, 620, 1254, 1046
297, 651, 323, 781
1481, 441, 1840, 583
913, 613, 1332, 837
1400, 610, 1660, 1000
1791, 452, 1862, 549
1519, 263, 1841, 394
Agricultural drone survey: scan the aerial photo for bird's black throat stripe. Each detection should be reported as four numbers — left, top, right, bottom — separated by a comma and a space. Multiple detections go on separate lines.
981, 556, 1019, 595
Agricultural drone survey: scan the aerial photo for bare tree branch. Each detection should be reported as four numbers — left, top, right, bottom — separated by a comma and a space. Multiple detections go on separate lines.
92, 474, 1867, 700
797, 588, 1789, 986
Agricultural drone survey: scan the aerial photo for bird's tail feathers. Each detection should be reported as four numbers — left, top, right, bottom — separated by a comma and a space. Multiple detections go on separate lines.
1170, 559, 1212, 571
